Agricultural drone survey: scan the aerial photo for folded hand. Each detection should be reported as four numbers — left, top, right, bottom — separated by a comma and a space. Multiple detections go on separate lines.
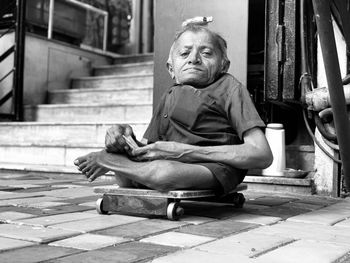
105, 124, 135, 153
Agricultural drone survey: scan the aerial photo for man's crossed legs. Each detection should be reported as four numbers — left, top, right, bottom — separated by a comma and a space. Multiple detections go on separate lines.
74, 150, 219, 192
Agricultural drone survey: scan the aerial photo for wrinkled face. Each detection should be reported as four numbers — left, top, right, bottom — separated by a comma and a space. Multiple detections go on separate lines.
168, 31, 224, 87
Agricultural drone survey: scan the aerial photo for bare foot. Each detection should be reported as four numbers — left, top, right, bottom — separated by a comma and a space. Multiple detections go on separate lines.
74, 151, 109, 182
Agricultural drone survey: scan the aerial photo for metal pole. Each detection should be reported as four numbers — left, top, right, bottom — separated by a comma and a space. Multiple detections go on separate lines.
103, 13, 108, 51
312, 0, 350, 192
48, 0, 54, 39
13, 0, 26, 121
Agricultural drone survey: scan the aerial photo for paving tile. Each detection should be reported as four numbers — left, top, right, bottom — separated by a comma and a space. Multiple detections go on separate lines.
324, 200, 350, 210
287, 205, 350, 225
255, 239, 350, 263
50, 214, 145, 232
49, 233, 128, 250
0, 205, 59, 216
246, 196, 296, 206
26, 201, 70, 209
179, 215, 215, 225
83, 209, 97, 214
240, 202, 271, 212
13, 212, 99, 227
334, 218, 350, 228
0, 196, 66, 207
0, 244, 81, 263
180, 201, 242, 219
94, 219, 188, 240
253, 221, 350, 245
230, 213, 282, 225
0, 186, 23, 191
291, 200, 328, 210
0, 223, 80, 243
0, 211, 35, 221
0, 191, 42, 201
149, 248, 253, 263
0, 236, 35, 252
295, 196, 340, 207
177, 218, 257, 238
196, 231, 294, 257
46, 241, 178, 263
15, 186, 60, 193
140, 232, 214, 248
78, 201, 96, 207
38, 188, 97, 199
51, 184, 85, 189
60, 195, 99, 205
48, 204, 94, 214
0, 179, 73, 186
6, 184, 42, 189
0, 173, 26, 179
251, 203, 311, 219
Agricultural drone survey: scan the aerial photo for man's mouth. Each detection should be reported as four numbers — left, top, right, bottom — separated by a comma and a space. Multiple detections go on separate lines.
184, 67, 203, 72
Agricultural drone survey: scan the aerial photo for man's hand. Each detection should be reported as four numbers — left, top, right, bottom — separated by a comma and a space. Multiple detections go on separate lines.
105, 124, 135, 153
130, 141, 193, 162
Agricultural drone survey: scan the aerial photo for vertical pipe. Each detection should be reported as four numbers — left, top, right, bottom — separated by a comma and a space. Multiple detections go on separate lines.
48, 0, 54, 39
312, 0, 350, 191
103, 13, 108, 51
138, 0, 144, 53
13, 0, 26, 121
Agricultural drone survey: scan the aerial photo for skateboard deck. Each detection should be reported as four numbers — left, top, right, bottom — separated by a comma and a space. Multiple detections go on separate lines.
94, 184, 247, 220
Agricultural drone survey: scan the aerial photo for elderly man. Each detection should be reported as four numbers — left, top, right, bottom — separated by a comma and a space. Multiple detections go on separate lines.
74, 24, 272, 196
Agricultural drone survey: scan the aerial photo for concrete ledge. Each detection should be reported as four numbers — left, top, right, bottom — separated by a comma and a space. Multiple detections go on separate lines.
244, 175, 314, 195
245, 176, 313, 186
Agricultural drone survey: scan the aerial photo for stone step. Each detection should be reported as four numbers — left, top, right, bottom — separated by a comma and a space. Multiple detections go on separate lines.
244, 175, 314, 195
48, 87, 153, 104
0, 122, 149, 146
71, 74, 153, 90
113, 53, 153, 64
93, 61, 154, 77
24, 103, 153, 123
0, 143, 101, 167
0, 163, 117, 185
0, 162, 80, 175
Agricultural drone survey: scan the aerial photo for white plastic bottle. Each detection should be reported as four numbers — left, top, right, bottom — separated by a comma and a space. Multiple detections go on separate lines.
262, 123, 286, 176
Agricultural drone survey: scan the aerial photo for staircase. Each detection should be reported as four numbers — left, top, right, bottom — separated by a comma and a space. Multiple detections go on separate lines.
0, 53, 154, 174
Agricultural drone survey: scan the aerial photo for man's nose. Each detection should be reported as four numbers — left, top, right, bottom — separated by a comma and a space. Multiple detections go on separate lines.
188, 51, 201, 64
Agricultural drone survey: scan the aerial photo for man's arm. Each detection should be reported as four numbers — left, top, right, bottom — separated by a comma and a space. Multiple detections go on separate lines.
131, 127, 273, 170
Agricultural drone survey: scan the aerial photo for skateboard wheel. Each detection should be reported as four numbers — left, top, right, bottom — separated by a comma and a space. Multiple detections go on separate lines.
96, 198, 108, 214
167, 202, 184, 220
232, 193, 245, 208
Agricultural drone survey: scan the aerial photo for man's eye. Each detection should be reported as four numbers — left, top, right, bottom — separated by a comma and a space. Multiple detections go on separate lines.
180, 52, 189, 57
202, 51, 212, 56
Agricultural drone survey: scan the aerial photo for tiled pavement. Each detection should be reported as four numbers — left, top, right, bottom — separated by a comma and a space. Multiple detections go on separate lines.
0, 172, 349, 263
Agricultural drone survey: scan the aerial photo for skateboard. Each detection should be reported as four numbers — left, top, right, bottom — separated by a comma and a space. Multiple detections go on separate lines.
94, 184, 247, 220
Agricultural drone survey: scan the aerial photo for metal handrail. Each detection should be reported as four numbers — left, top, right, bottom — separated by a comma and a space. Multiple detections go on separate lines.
0, 0, 25, 121
47, 0, 109, 51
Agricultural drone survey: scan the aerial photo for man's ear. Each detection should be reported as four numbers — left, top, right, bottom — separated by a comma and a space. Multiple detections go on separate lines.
221, 60, 230, 73
167, 62, 175, 79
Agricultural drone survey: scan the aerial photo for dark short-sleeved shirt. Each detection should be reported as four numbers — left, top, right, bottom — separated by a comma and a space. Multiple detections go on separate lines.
143, 73, 265, 194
